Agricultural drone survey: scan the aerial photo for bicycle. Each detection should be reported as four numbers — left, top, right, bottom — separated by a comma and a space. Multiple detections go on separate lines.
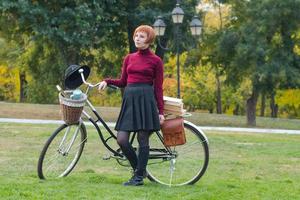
37, 66, 209, 186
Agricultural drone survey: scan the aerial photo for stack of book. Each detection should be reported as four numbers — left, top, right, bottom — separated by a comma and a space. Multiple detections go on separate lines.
163, 96, 186, 117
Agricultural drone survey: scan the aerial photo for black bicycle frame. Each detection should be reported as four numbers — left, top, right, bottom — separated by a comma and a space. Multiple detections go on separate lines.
82, 99, 122, 157
81, 88, 173, 160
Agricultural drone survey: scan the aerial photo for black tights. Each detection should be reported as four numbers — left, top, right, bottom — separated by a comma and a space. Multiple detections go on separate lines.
117, 130, 150, 177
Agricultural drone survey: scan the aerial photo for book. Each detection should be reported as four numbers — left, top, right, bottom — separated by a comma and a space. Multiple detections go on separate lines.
163, 96, 183, 106
163, 96, 183, 103
163, 96, 185, 116
164, 103, 183, 111
164, 109, 186, 116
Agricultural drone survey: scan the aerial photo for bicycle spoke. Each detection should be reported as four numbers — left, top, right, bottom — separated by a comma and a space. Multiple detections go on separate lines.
147, 123, 209, 186
45, 153, 63, 174
44, 138, 85, 176
44, 150, 63, 167
175, 142, 202, 155
38, 124, 87, 179
177, 140, 200, 150
63, 137, 87, 155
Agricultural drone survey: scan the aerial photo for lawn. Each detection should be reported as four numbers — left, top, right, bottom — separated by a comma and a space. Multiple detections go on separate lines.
0, 123, 299, 200
1, 101, 300, 130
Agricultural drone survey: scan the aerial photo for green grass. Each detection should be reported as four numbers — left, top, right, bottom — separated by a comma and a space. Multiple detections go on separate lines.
1, 123, 299, 199
1, 101, 300, 130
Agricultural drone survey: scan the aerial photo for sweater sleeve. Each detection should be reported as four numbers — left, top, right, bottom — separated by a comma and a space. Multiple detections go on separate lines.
104, 55, 129, 88
153, 57, 164, 115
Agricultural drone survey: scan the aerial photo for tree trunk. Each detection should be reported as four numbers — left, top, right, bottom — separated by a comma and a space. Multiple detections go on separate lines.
246, 89, 259, 126
19, 71, 27, 102
122, 0, 139, 97
215, 0, 223, 115
127, 0, 139, 53
270, 92, 278, 118
216, 72, 222, 114
233, 104, 239, 115
260, 92, 266, 117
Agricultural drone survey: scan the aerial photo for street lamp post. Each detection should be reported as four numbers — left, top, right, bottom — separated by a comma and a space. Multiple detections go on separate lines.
153, 1, 202, 99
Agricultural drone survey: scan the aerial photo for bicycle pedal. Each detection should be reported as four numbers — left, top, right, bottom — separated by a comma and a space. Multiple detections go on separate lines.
102, 155, 111, 160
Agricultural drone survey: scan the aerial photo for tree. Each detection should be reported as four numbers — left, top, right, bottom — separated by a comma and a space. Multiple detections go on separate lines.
185, 0, 231, 114
0, 1, 125, 73
0, 28, 28, 102
224, 0, 300, 125
0, 0, 201, 103
0, 1, 127, 101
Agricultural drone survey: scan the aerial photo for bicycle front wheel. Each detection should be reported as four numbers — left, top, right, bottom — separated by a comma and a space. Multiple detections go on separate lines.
37, 123, 87, 179
147, 121, 209, 186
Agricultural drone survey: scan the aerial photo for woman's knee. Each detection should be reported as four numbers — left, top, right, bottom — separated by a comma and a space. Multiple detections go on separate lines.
117, 131, 130, 147
117, 138, 125, 147
137, 131, 150, 147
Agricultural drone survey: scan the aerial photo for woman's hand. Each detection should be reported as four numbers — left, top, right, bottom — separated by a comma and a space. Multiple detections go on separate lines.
159, 114, 165, 125
98, 81, 107, 90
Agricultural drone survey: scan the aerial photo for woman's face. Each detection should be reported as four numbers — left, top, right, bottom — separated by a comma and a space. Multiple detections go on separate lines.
134, 31, 149, 49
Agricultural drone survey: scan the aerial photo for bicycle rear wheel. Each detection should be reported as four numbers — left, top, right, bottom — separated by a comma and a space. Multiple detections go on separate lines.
147, 121, 209, 186
37, 123, 87, 179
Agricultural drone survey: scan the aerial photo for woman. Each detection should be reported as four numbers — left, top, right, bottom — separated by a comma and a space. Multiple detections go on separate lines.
98, 25, 165, 186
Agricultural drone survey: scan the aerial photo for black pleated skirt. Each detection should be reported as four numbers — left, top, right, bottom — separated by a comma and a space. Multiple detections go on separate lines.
115, 83, 160, 132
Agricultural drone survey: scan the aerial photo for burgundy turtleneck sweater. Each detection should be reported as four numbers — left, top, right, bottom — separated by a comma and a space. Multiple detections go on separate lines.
104, 48, 164, 115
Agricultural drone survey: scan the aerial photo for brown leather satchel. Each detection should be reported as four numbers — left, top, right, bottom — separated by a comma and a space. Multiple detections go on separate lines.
161, 117, 186, 147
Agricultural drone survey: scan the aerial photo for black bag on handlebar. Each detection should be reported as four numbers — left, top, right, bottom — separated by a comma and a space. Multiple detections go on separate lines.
64, 65, 90, 89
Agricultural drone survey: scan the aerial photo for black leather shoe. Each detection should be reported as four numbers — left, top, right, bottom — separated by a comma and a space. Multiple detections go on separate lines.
123, 175, 144, 186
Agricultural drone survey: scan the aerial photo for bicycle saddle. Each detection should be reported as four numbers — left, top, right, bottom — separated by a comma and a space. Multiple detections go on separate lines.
64, 64, 90, 89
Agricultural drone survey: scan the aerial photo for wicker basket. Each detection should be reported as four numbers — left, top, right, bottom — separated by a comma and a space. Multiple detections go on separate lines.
59, 92, 87, 124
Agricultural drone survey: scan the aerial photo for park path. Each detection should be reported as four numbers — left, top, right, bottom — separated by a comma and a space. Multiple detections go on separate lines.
1, 117, 300, 135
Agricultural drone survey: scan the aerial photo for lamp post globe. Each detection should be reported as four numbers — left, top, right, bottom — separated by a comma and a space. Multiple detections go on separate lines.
190, 16, 202, 36
172, 3, 184, 24
153, 16, 166, 37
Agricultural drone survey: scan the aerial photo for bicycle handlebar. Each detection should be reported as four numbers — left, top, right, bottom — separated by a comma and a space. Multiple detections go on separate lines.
78, 69, 118, 90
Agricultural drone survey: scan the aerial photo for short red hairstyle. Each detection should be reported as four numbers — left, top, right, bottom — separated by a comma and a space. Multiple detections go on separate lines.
133, 25, 156, 44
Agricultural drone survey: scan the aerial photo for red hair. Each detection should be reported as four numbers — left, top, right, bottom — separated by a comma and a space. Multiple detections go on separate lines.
133, 25, 156, 44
